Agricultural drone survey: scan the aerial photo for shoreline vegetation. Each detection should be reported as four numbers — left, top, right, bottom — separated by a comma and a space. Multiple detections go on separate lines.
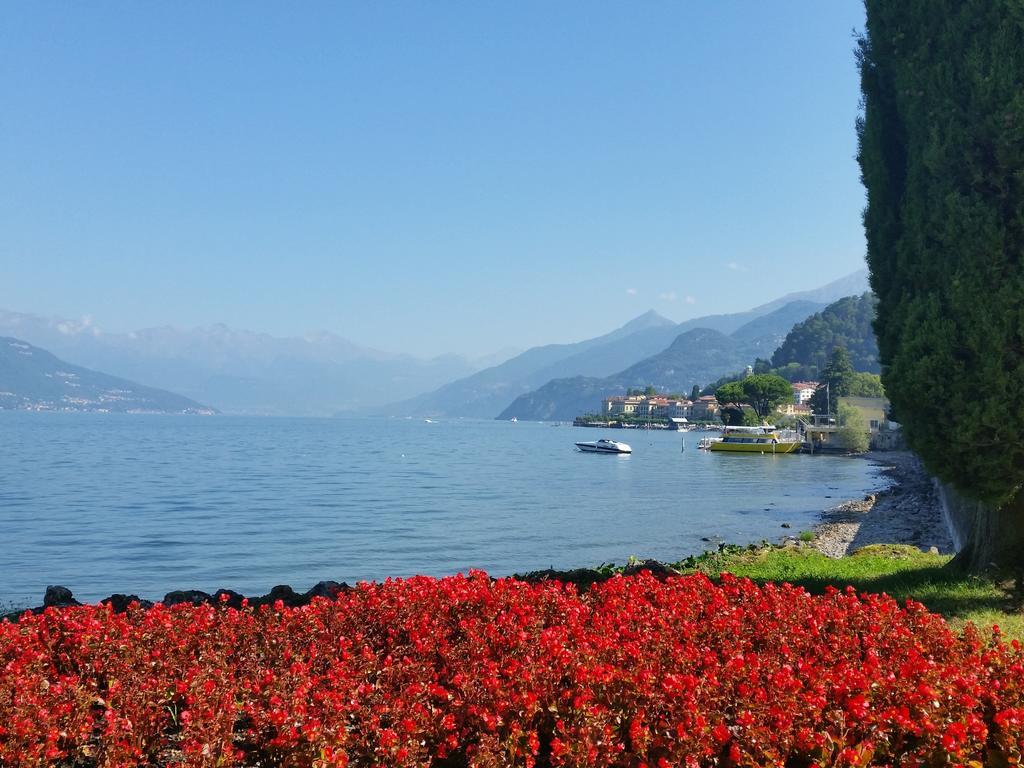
6, 450, 1020, 638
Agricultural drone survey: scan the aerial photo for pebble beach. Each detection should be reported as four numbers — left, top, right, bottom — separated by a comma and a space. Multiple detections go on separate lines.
813, 451, 954, 558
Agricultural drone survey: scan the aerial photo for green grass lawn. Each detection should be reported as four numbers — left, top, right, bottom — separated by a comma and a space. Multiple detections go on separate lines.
672, 543, 1024, 640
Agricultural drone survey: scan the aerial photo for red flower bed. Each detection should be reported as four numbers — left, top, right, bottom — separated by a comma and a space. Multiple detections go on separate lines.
2, 571, 1024, 767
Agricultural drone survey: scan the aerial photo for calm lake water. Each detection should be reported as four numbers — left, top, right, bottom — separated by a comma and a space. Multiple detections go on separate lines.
0, 414, 883, 605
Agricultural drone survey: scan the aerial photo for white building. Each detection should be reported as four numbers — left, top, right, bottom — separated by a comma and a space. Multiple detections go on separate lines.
791, 381, 818, 405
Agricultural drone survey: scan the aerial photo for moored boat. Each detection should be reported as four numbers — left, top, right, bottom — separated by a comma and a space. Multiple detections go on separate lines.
575, 438, 632, 454
707, 425, 800, 453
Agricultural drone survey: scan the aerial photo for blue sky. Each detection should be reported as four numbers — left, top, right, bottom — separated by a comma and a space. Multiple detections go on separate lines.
1, 2, 867, 358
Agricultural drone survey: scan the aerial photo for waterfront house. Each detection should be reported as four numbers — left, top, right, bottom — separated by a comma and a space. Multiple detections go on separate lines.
637, 397, 669, 417
601, 395, 646, 416
776, 402, 813, 418
598, 393, 718, 422
689, 395, 721, 421
837, 396, 890, 433
668, 400, 691, 419
800, 396, 894, 450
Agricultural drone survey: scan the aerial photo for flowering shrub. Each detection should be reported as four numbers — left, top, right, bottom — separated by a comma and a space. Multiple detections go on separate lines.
2, 571, 1024, 767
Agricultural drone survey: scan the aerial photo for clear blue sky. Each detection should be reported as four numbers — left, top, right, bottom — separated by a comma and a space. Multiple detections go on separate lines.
0, 2, 867, 358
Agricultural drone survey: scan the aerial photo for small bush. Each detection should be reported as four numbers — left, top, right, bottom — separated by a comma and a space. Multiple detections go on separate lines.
837, 402, 870, 453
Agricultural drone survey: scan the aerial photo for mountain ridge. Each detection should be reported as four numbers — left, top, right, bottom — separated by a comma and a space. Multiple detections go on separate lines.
0, 337, 215, 414
495, 300, 832, 422
0, 310, 490, 416
387, 269, 868, 419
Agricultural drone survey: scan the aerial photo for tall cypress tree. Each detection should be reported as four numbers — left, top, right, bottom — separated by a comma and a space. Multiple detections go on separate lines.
858, 0, 1024, 570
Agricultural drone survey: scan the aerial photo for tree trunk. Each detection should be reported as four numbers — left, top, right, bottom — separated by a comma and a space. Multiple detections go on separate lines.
949, 489, 1024, 574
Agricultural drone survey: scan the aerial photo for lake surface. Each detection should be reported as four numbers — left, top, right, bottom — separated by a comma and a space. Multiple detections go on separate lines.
0, 414, 883, 605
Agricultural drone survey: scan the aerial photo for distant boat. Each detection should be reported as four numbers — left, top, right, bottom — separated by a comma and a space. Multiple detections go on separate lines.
575, 439, 632, 454
509, 416, 518, 422
708, 425, 800, 453
424, 418, 436, 423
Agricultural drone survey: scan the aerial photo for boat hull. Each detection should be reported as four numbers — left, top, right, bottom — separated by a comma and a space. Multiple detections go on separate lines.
576, 443, 631, 454
708, 441, 800, 454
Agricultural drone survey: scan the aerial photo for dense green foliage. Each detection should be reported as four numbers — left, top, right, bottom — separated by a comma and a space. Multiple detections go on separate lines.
849, 372, 885, 398
715, 373, 792, 421
740, 373, 795, 420
752, 358, 819, 383
771, 293, 880, 375
715, 380, 757, 425
858, 1, 1024, 508
808, 347, 855, 415
837, 402, 870, 453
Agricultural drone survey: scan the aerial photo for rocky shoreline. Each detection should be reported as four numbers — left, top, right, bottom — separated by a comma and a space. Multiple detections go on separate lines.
812, 450, 953, 558
1, 581, 353, 622
1, 561, 691, 623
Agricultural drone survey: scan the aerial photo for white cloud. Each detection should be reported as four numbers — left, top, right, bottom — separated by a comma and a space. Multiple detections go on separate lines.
658, 291, 678, 302
684, 295, 696, 305
625, 287, 637, 295
56, 315, 98, 336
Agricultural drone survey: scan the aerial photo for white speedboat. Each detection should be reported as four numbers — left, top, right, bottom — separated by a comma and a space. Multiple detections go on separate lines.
575, 438, 632, 454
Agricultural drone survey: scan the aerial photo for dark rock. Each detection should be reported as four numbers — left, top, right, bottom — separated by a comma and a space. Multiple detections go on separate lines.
44, 585, 80, 608
213, 589, 246, 609
254, 584, 306, 608
781, 523, 792, 529
163, 590, 213, 607
621, 559, 679, 579
304, 581, 348, 601
515, 567, 607, 590
101, 594, 153, 612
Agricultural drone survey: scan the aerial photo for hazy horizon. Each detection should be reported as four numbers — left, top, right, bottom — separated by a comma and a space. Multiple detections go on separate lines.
2, 2, 868, 357
0, 263, 865, 364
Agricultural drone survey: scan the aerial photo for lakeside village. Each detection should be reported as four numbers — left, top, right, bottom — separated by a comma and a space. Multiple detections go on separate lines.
573, 370, 898, 453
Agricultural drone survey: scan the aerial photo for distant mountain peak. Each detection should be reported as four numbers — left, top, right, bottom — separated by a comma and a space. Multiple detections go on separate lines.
613, 310, 677, 335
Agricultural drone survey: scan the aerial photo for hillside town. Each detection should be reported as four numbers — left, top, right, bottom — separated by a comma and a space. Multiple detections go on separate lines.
587, 379, 818, 425
575, 380, 896, 453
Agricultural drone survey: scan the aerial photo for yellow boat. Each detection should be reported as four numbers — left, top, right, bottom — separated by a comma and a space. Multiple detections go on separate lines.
708, 425, 801, 453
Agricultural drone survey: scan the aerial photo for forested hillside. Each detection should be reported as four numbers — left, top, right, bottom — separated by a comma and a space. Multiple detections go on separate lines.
770, 293, 879, 375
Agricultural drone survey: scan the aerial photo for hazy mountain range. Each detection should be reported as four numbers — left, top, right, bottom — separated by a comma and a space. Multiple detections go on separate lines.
0, 268, 868, 418
0, 337, 214, 414
0, 311, 515, 416
387, 269, 869, 419
495, 300, 828, 421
